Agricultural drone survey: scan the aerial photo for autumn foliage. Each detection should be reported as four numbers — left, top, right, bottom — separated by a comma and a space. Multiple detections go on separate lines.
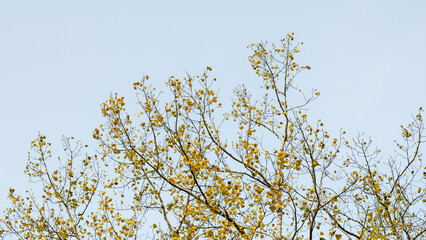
1, 34, 425, 240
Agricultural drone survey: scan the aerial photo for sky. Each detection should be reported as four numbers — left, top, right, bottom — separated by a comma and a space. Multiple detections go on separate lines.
0, 1, 425, 209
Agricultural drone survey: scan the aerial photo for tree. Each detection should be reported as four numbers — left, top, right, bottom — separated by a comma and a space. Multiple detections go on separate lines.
1, 33, 425, 240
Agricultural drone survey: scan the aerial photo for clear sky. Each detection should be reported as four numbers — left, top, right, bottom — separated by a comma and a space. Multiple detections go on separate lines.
0, 1, 425, 208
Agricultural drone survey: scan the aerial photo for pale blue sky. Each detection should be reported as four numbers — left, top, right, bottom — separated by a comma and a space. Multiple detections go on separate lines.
0, 1, 425, 208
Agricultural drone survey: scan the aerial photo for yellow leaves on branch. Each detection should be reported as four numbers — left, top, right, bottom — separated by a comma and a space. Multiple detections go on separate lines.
1, 33, 425, 240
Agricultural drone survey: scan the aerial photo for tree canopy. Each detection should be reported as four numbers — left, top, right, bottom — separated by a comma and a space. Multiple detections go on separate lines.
1, 34, 425, 240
